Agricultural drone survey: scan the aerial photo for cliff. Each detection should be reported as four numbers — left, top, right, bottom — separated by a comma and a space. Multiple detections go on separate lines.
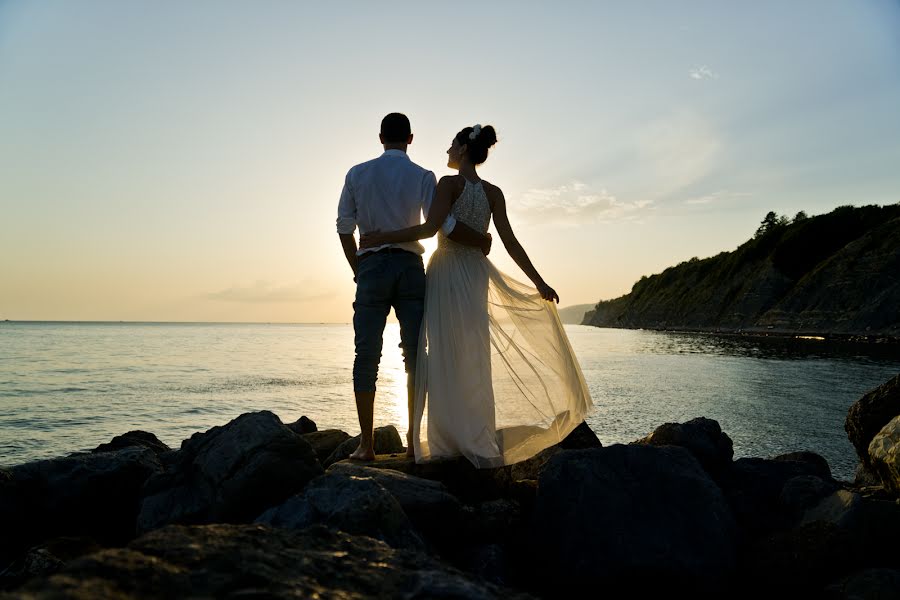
584, 204, 900, 336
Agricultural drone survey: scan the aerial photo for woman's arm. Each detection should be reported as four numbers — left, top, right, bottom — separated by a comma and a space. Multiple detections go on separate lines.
492, 187, 560, 303
360, 177, 490, 253
359, 177, 456, 247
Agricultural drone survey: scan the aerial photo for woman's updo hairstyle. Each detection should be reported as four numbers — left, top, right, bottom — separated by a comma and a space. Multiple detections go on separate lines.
455, 124, 498, 165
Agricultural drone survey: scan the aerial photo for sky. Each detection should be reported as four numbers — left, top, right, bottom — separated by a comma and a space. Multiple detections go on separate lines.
1, 1, 899, 323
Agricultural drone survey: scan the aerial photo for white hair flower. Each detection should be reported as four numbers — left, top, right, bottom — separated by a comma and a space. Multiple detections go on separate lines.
468, 124, 482, 140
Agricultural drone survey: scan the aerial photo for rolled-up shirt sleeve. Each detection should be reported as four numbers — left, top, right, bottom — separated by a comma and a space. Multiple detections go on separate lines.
422, 171, 457, 235
336, 170, 357, 235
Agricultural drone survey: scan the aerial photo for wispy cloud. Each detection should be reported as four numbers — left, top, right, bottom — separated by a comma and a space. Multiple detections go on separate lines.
684, 190, 751, 205
515, 182, 653, 225
206, 281, 334, 303
689, 65, 718, 80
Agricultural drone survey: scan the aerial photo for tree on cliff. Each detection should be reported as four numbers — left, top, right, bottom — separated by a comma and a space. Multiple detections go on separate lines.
754, 211, 794, 238
755, 211, 780, 238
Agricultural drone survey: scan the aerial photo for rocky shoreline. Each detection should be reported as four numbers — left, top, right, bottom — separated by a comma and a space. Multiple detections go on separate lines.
590, 325, 900, 347
2, 374, 900, 598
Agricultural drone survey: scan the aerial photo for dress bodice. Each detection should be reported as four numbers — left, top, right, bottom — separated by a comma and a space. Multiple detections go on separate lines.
437, 179, 492, 251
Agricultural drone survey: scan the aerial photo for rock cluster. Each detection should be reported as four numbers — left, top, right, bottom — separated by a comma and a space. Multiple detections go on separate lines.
3, 374, 900, 597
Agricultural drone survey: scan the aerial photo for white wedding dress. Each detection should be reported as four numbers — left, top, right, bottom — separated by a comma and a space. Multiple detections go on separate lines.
412, 179, 593, 468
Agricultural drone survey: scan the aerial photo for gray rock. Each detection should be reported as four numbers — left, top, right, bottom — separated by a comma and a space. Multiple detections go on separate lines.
343, 448, 559, 503
849, 497, 900, 567
532, 445, 737, 593
854, 462, 882, 487
739, 521, 860, 595
7, 524, 534, 599
287, 415, 317, 435
774, 450, 832, 479
0, 537, 102, 590
719, 456, 836, 536
137, 411, 322, 533
326, 462, 462, 545
868, 414, 900, 495
256, 471, 424, 551
302, 428, 351, 464
779, 475, 839, 524
465, 543, 508, 587
845, 373, 900, 467
91, 430, 170, 456
825, 568, 900, 599
558, 421, 603, 450
1, 447, 162, 554
637, 416, 734, 476
460, 499, 524, 545
0, 547, 62, 589
801, 490, 864, 529
324, 425, 405, 467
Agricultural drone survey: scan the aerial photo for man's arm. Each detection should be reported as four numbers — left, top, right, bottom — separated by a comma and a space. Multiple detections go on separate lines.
336, 171, 358, 279
448, 221, 492, 254
359, 176, 492, 254
339, 233, 358, 281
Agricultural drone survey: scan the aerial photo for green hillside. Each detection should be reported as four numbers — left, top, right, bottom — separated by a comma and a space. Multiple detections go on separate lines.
585, 204, 900, 335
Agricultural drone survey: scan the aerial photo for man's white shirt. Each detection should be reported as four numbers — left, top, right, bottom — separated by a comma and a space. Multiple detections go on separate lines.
336, 149, 456, 255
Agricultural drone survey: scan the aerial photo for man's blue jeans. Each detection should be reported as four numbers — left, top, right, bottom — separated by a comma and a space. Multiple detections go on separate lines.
353, 250, 426, 392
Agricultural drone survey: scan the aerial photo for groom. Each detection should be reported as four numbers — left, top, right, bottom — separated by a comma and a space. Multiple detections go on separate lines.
337, 113, 490, 460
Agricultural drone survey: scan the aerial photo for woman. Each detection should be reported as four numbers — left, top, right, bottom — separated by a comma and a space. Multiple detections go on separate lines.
360, 124, 592, 467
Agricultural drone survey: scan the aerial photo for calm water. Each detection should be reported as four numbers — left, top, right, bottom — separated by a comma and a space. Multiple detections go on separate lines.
1, 321, 898, 480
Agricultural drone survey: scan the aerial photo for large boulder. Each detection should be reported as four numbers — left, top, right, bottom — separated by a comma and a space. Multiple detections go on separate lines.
531, 445, 737, 593
825, 568, 900, 599
637, 416, 734, 477
0, 536, 102, 590
7, 524, 535, 599
738, 521, 860, 595
344, 448, 560, 503
774, 450, 832, 479
800, 490, 864, 529
845, 373, 900, 466
1, 447, 162, 557
324, 425, 405, 467
868, 414, 900, 495
256, 471, 424, 551
302, 429, 352, 464
136, 411, 321, 533
719, 456, 836, 536
327, 462, 462, 546
558, 421, 603, 450
779, 475, 840, 525
91, 430, 170, 456
286, 415, 317, 435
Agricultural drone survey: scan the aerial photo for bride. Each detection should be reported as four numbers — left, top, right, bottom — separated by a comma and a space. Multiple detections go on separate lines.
360, 124, 592, 467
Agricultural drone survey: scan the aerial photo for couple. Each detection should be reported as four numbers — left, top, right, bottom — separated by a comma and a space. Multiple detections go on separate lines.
336, 113, 592, 468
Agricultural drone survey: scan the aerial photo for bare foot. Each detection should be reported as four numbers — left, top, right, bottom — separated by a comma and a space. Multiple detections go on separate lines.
349, 443, 375, 461
405, 433, 415, 458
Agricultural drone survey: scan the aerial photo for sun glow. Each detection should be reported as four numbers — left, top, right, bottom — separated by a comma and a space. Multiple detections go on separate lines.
381, 323, 411, 438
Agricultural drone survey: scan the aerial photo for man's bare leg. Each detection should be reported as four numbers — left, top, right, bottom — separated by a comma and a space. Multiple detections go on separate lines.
405, 372, 415, 458
350, 390, 376, 461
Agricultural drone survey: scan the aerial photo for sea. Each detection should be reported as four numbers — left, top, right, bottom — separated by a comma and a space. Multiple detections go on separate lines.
2, 321, 899, 480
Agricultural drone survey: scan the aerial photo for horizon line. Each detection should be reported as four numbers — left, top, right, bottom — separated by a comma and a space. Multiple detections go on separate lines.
0, 319, 353, 325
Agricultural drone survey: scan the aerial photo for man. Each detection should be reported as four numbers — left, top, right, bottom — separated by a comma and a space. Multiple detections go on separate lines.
336, 113, 490, 460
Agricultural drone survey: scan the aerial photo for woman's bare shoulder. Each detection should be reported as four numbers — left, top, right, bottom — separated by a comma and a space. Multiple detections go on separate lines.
437, 174, 466, 193
481, 180, 504, 201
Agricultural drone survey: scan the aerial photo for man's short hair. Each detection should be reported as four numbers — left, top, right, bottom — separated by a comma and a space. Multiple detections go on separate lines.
381, 113, 411, 143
